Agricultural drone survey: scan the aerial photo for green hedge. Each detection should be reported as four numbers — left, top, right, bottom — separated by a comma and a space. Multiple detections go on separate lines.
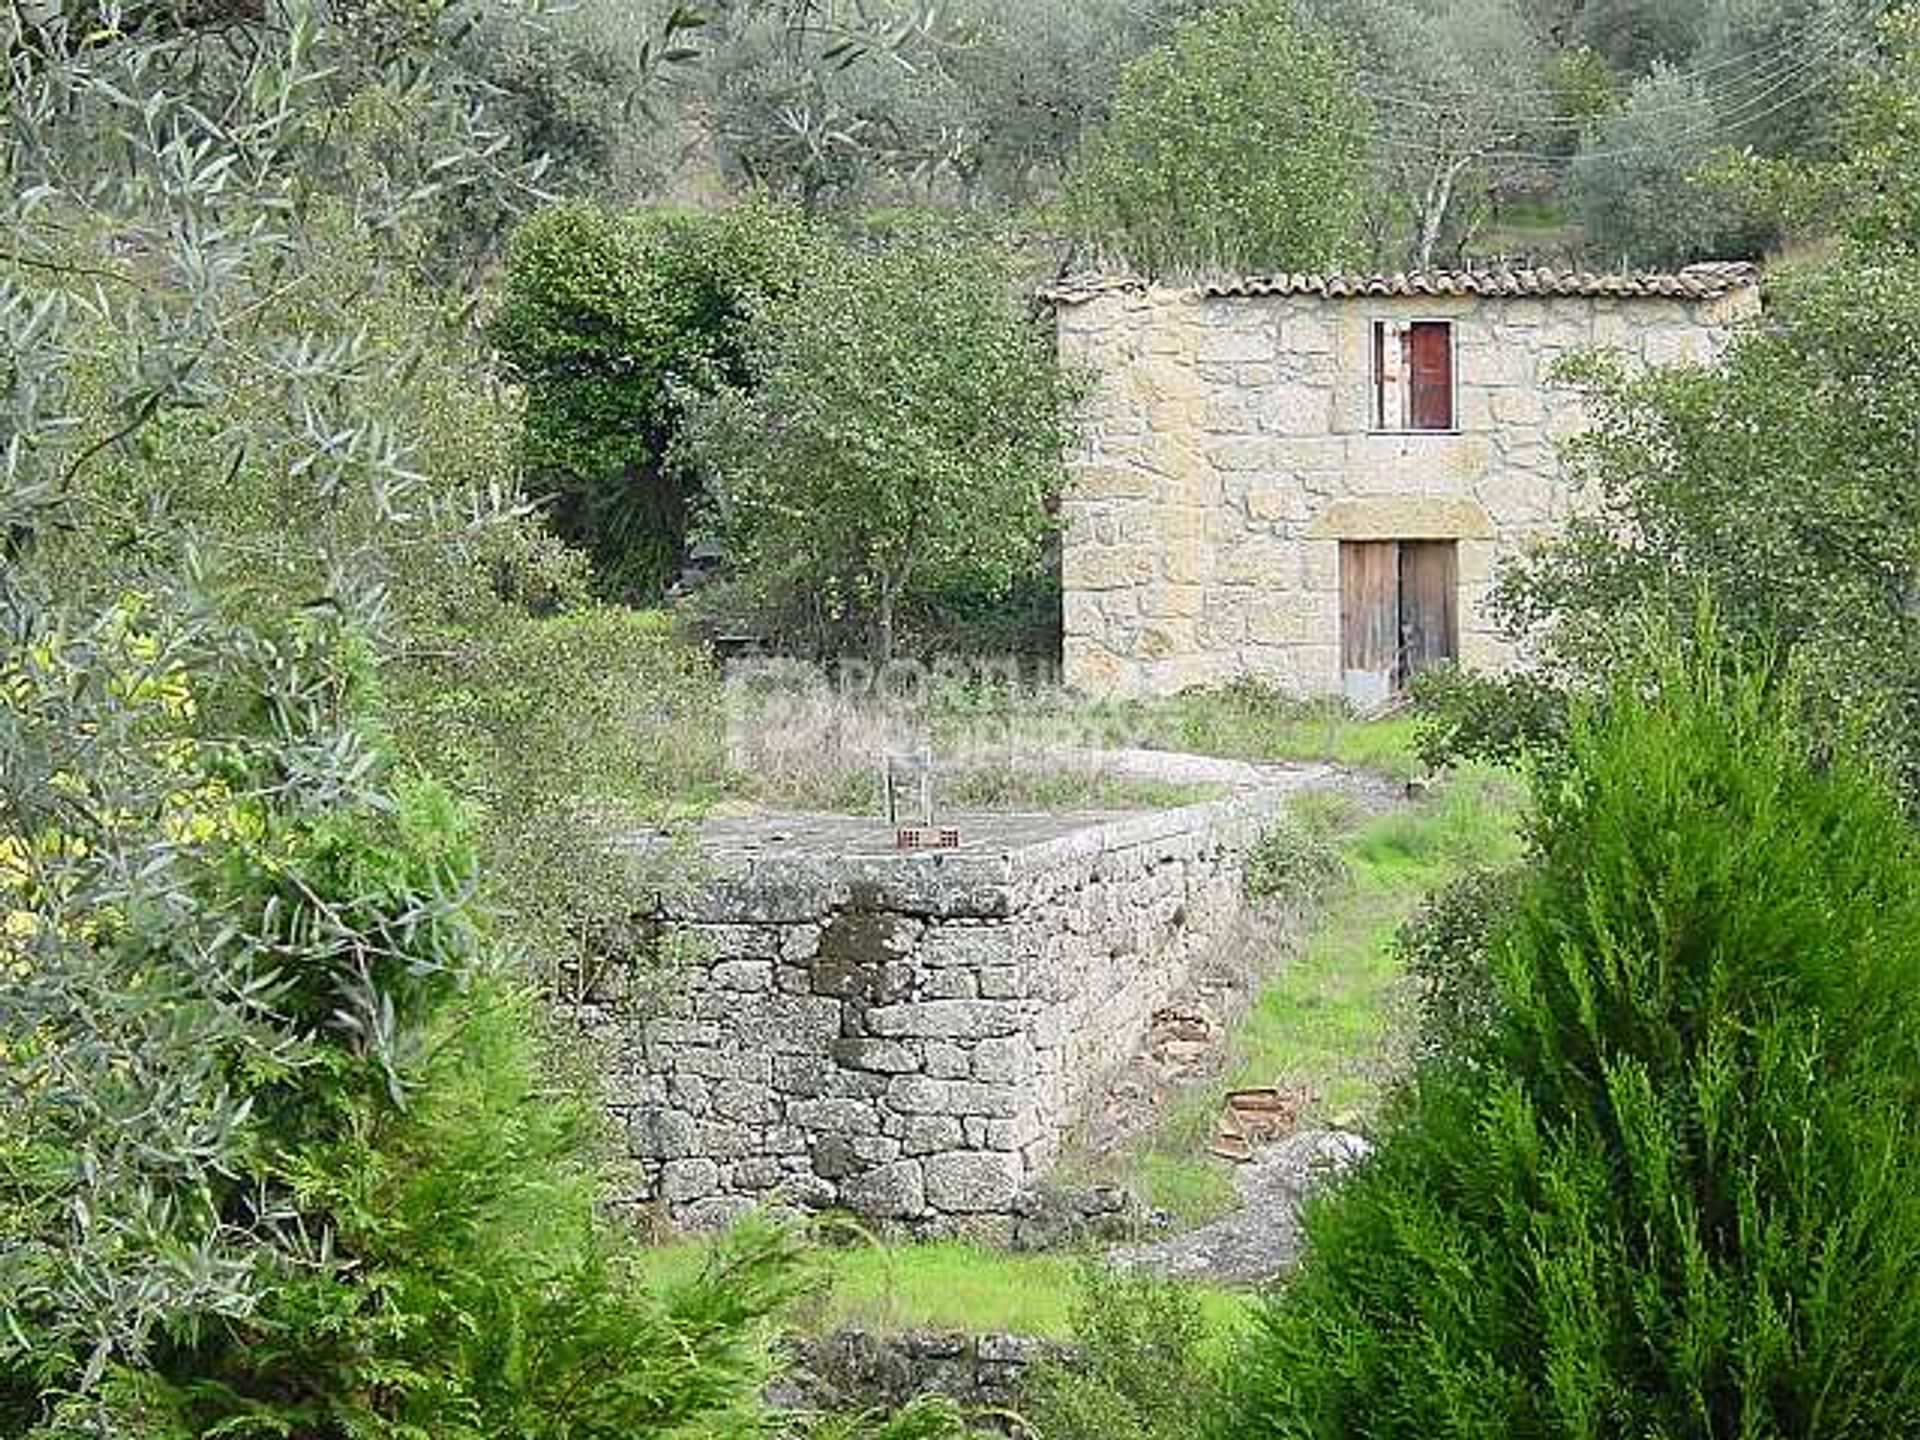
1229, 645, 1920, 1435
489, 202, 819, 602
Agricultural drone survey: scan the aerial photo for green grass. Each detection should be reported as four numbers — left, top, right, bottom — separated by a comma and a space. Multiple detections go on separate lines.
1115, 766, 1526, 1226
1117, 685, 1423, 782
1130, 1148, 1240, 1227
636, 1236, 1255, 1341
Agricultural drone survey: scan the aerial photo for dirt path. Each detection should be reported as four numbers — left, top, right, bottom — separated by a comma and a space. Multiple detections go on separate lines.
1109, 1128, 1372, 1284
1057, 754, 1404, 1167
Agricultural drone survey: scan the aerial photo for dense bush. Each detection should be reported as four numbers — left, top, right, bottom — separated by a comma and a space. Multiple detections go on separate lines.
1244, 815, 1346, 907
0, 594, 808, 1436
489, 201, 822, 601
0, 9, 825, 1432
1427, 15, 1920, 788
679, 228, 1079, 662
1409, 663, 1565, 772
1225, 646, 1920, 1435
1393, 863, 1526, 1060
378, 604, 727, 989
1023, 1267, 1227, 1440
1570, 65, 1773, 267
1487, 259, 1920, 790
1066, 0, 1365, 275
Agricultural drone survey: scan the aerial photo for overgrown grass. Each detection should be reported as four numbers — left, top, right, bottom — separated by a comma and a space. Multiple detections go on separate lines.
720, 672, 1420, 816
718, 668, 1232, 814
635, 1237, 1254, 1341
940, 770, 1218, 812
1117, 684, 1423, 782
1120, 766, 1526, 1226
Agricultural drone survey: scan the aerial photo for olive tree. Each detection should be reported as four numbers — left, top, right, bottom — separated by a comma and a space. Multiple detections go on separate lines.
939, 0, 1193, 203
0, 3, 832, 1434
1306, 0, 1559, 268
680, 231, 1079, 662
1570, 64, 1773, 266
1066, 0, 1367, 276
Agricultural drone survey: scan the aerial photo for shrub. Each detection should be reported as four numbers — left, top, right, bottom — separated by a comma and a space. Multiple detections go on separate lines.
489, 201, 822, 601
1224, 645, 1920, 1435
0, 596, 809, 1436
1489, 259, 1920, 795
1066, 0, 1365, 276
1244, 814, 1345, 906
1409, 663, 1566, 773
679, 230, 1079, 663
376, 604, 727, 989
1460, 18, 1920, 795
1394, 864, 1528, 1060
1024, 1266, 1228, 1440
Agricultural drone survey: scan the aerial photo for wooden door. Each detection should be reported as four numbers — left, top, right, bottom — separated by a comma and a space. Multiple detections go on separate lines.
1398, 541, 1459, 679
1341, 541, 1399, 710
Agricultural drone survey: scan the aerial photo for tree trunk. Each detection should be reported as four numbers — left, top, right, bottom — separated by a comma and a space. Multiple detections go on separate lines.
1416, 156, 1470, 270
874, 574, 898, 668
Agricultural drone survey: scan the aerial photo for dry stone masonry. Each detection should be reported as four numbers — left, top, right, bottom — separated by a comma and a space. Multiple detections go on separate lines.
1049, 266, 1763, 697
595, 797, 1290, 1234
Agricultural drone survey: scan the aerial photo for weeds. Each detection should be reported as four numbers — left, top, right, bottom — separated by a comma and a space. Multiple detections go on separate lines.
1114, 767, 1523, 1226
1243, 814, 1346, 905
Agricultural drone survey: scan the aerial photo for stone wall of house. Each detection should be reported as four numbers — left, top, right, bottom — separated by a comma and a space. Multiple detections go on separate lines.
1053, 282, 1761, 697
588, 795, 1287, 1234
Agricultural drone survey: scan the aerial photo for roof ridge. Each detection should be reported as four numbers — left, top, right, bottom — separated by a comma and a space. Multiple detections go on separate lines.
1041, 262, 1761, 306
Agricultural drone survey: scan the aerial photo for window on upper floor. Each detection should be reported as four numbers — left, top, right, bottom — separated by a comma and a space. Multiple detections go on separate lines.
1371, 319, 1455, 432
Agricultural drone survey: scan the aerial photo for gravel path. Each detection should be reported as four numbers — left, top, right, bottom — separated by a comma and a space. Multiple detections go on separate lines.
1053, 747, 1404, 813
1109, 1129, 1373, 1285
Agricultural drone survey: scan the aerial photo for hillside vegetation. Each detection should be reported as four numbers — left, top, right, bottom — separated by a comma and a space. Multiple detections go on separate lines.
6, 0, 1917, 1435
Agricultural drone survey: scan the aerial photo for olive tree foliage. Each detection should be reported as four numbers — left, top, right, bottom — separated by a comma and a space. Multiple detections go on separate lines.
699, 0, 970, 209
679, 232, 1080, 662
0, 3, 842, 1434
1741, 4, 1920, 256
1570, 0, 1710, 69
1303, 0, 1559, 268
1569, 64, 1773, 266
1067, 0, 1368, 276
690, 0, 1191, 211
933, 0, 1198, 204
1559, 0, 1882, 266
1692, 0, 1877, 158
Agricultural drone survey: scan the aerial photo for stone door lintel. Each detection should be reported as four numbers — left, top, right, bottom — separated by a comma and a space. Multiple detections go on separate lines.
1305, 497, 1496, 542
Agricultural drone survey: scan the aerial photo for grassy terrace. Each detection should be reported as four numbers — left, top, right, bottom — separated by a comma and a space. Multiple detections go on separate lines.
719, 674, 1425, 815
1115, 763, 1525, 1225
636, 1237, 1256, 1342
1117, 687, 1426, 784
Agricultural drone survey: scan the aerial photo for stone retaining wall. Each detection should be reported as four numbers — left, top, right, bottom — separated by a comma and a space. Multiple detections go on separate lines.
593, 795, 1288, 1233
772, 1329, 1073, 1431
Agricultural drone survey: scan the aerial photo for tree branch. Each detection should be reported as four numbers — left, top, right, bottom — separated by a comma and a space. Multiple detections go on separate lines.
0, 245, 140, 289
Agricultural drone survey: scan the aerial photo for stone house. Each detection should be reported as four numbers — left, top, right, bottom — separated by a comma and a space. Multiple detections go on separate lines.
1047, 265, 1763, 704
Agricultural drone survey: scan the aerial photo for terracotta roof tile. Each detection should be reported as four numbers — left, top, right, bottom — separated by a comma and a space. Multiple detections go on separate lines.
1042, 262, 1759, 307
